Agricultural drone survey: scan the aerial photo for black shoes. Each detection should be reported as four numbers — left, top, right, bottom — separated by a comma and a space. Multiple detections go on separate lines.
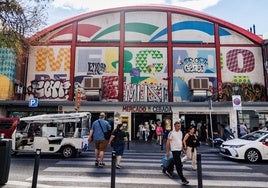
95, 160, 105, 168
182, 179, 189, 185
165, 170, 173, 178
116, 165, 121, 169
98, 162, 105, 168
95, 160, 99, 167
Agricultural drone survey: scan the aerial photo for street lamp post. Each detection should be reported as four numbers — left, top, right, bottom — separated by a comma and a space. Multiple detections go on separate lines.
232, 84, 240, 136
208, 96, 214, 148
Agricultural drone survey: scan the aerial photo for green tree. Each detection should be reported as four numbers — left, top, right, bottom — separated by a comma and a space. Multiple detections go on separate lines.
0, 0, 51, 58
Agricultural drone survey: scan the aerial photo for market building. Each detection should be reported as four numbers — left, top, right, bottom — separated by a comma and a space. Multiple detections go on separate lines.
1, 5, 268, 140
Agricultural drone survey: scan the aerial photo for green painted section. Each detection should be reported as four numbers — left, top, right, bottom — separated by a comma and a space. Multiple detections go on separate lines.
91, 24, 120, 41
125, 23, 158, 35
91, 23, 158, 41
131, 76, 150, 84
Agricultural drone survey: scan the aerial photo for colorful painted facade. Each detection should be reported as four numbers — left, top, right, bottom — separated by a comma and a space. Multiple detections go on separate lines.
1, 5, 268, 137
23, 6, 265, 103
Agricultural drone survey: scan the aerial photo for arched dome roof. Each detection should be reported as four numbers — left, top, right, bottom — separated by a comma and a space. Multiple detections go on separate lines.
30, 5, 263, 44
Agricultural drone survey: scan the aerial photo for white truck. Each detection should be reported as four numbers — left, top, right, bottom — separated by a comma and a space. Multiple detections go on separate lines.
10, 112, 91, 158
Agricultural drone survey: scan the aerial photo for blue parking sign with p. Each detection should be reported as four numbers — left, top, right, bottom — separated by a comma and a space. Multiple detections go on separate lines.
29, 98, 38, 107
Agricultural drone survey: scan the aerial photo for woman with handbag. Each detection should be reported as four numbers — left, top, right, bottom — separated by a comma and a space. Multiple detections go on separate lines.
182, 126, 200, 170
109, 123, 127, 169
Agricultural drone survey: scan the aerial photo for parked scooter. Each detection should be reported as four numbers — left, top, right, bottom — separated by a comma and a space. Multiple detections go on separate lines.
209, 127, 234, 147
209, 133, 225, 147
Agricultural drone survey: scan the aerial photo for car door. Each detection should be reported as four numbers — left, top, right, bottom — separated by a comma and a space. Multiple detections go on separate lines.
260, 135, 268, 159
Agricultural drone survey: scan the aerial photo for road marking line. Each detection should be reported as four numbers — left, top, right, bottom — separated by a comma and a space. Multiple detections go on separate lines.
44, 166, 267, 177
73, 157, 231, 163
25, 176, 268, 187
56, 161, 251, 169
5, 180, 106, 188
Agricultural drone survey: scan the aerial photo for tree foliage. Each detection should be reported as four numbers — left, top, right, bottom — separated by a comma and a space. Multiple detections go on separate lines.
0, 0, 52, 58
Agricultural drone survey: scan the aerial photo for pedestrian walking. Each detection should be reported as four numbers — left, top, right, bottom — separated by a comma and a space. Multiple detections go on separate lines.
156, 121, 164, 145
239, 121, 248, 137
165, 121, 189, 185
109, 123, 127, 169
149, 120, 156, 140
182, 126, 200, 170
88, 112, 111, 167
144, 121, 150, 142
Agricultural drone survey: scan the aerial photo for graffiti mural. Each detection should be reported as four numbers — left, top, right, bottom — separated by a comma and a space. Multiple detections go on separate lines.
220, 82, 266, 102
0, 47, 16, 100
183, 57, 208, 73
27, 47, 71, 100
87, 62, 106, 75
27, 79, 71, 99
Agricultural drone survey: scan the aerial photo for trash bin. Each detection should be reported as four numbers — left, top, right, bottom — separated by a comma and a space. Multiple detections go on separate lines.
0, 139, 11, 185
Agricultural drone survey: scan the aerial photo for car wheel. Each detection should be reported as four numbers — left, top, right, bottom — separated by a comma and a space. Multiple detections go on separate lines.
62, 146, 75, 158
245, 148, 261, 163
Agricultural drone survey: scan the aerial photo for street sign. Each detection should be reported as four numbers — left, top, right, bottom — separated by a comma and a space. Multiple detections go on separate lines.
232, 95, 241, 110
29, 98, 38, 107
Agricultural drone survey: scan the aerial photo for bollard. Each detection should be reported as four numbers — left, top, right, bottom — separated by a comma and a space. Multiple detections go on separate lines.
127, 133, 130, 150
160, 136, 164, 151
0, 139, 11, 185
197, 153, 203, 188
32, 149, 41, 188
111, 151, 116, 188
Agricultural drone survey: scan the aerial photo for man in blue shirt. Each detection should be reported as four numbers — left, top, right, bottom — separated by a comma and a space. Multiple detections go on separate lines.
88, 112, 111, 167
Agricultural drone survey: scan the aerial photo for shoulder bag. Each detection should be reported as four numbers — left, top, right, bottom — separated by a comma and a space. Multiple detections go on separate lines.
98, 120, 111, 140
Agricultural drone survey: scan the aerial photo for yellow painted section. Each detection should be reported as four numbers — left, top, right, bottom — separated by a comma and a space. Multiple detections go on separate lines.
0, 75, 13, 100
141, 77, 158, 84
36, 47, 70, 72
105, 49, 118, 73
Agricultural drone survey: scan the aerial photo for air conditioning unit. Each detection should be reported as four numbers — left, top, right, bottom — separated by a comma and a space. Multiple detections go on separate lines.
84, 77, 102, 90
188, 78, 209, 90
15, 86, 23, 94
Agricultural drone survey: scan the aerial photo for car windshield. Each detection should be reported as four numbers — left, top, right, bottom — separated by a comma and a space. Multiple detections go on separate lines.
240, 131, 268, 141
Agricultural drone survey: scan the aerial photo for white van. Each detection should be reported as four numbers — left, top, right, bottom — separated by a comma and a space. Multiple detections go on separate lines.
11, 112, 91, 158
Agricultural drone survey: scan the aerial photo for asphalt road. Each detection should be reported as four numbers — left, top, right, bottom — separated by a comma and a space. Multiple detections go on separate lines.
2, 141, 268, 188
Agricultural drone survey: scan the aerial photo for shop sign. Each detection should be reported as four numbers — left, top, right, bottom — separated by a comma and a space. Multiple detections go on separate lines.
122, 106, 172, 113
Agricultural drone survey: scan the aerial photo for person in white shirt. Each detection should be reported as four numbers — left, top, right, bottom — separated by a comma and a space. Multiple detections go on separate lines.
165, 121, 189, 185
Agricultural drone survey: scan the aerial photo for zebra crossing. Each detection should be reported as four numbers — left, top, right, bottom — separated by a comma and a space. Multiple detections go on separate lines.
6, 147, 268, 188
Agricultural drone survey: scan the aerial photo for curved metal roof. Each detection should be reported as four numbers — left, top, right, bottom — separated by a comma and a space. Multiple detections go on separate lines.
30, 5, 263, 44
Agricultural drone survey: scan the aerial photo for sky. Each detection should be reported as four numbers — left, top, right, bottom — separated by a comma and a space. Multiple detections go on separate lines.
45, 0, 268, 37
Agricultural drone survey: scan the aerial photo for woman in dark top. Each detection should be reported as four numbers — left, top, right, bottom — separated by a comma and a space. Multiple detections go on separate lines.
182, 126, 200, 170
108, 123, 127, 169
